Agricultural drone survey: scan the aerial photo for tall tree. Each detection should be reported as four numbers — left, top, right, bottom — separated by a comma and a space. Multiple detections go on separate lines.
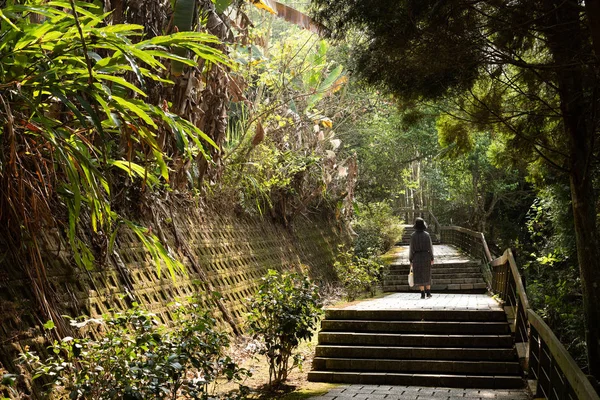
311, 0, 600, 380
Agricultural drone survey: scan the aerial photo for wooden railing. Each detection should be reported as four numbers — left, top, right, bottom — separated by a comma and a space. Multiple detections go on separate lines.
392, 213, 598, 398
491, 249, 529, 344
528, 311, 598, 399
441, 224, 599, 400
490, 248, 599, 400
440, 226, 493, 288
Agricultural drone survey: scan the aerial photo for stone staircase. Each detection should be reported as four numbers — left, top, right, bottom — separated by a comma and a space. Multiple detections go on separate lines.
308, 308, 524, 388
383, 259, 488, 293
399, 227, 440, 245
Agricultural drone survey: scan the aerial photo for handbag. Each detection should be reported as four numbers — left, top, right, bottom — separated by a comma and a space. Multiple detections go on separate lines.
408, 267, 414, 287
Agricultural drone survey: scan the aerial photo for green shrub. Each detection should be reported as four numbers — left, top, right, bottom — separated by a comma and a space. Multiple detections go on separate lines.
246, 270, 322, 386
353, 202, 403, 257
18, 302, 249, 400
521, 197, 587, 367
1, 370, 17, 400
333, 246, 385, 300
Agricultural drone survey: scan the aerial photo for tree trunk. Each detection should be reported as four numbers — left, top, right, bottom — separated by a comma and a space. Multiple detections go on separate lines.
545, 0, 600, 380
585, 0, 600, 58
414, 160, 422, 209
570, 145, 600, 381
471, 172, 481, 230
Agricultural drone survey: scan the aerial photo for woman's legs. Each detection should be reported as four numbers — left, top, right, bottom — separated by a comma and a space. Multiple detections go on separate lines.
425, 284, 431, 298
419, 285, 425, 299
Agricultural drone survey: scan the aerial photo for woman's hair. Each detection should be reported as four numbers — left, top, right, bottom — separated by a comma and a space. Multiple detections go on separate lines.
413, 217, 427, 230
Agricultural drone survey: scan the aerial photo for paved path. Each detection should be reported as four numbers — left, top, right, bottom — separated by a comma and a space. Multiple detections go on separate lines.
309, 274, 532, 400
389, 244, 474, 265
309, 385, 531, 399
334, 292, 502, 311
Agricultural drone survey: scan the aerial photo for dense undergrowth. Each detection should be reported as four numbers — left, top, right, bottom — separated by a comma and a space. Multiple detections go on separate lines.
5, 271, 324, 399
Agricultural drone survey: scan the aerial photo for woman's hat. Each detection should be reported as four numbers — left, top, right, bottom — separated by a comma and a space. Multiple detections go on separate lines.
413, 217, 427, 230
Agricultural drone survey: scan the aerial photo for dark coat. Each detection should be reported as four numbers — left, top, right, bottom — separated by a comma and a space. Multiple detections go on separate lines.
409, 229, 434, 286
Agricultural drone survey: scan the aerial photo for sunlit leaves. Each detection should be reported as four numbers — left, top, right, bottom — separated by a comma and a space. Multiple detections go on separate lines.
19, 304, 249, 398
247, 270, 322, 386
223, 25, 348, 218
0, 0, 230, 276
436, 114, 474, 155
306, 64, 344, 110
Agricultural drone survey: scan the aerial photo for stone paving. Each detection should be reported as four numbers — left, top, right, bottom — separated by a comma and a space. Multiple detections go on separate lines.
333, 292, 502, 311
389, 245, 474, 265
309, 385, 531, 400
313, 294, 528, 399
308, 244, 532, 400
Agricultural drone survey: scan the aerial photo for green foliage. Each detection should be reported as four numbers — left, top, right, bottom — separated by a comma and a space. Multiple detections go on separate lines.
1, 370, 17, 400
232, 146, 323, 218
222, 27, 351, 221
0, 0, 229, 276
18, 302, 249, 399
519, 193, 586, 366
436, 114, 473, 155
352, 202, 403, 257
246, 270, 322, 386
333, 201, 398, 301
333, 245, 384, 301
432, 131, 531, 234
336, 99, 440, 206
311, 0, 482, 100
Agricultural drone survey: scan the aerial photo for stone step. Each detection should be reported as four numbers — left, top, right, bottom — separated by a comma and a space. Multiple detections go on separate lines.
384, 278, 485, 285
386, 271, 482, 278
388, 266, 479, 273
383, 282, 488, 292
307, 371, 524, 389
317, 332, 514, 348
321, 320, 509, 334
311, 297, 522, 389
399, 240, 442, 246
325, 309, 506, 322
388, 263, 480, 270
315, 345, 517, 361
312, 357, 522, 375
383, 279, 487, 287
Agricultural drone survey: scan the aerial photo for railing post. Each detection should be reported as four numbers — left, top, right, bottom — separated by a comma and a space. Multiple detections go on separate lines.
514, 303, 527, 343
502, 263, 509, 301
540, 340, 552, 398
529, 326, 540, 389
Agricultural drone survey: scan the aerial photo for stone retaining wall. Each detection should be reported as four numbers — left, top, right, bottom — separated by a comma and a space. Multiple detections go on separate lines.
0, 203, 346, 382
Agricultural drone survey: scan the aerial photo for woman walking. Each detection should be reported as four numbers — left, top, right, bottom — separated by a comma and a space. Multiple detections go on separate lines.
409, 217, 434, 299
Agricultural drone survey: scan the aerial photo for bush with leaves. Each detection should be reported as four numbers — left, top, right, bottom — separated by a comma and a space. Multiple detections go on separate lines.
18, 302, 249, 400
221, 26, 353, 222
0, 0, 230, 297
246, 270, 322, 386
333, 245, 385, 301
352, 202, 404, 258
1, 369, 17, 400
519, 195, 587, 367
